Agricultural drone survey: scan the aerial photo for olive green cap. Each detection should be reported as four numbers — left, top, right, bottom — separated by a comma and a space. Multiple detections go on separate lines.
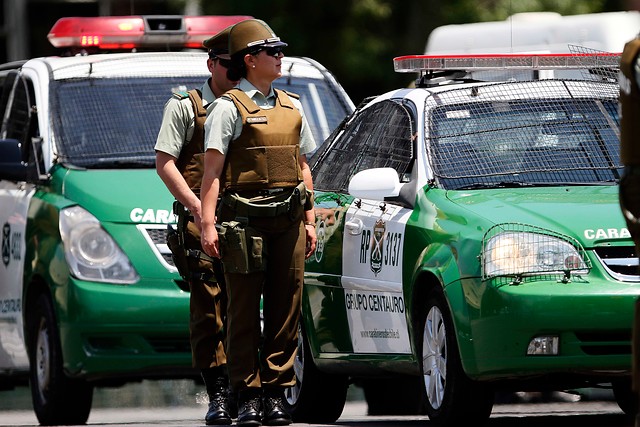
229, 19, 287, 56
202, 24, 233, 60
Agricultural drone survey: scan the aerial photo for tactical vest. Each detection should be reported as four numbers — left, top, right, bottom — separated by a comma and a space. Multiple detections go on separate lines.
221, 88, 303, 192
620, 38, 640, 166
175, 89, 207, 195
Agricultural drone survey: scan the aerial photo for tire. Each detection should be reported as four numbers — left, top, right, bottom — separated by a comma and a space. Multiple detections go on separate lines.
283, 324, 348, 423
27, 292, 93, 425
361, 376, 425, 415
420, 289, 494, 426
612, 378, 638, 417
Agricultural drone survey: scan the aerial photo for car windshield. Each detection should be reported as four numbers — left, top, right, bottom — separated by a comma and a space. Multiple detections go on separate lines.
427, 80, 622, 190
50, 73, 349, 169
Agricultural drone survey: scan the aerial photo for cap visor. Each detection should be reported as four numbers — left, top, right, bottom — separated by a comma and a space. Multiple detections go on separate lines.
262, 41, 288, 48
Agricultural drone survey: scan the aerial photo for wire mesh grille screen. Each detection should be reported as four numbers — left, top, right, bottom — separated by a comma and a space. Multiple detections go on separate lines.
50, 54, 209, 168
426, 80, 621, 189
311, 100, 414, 192
481, 223, 591, 285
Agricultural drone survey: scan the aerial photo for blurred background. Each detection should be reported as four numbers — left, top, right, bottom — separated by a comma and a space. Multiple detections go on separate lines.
3, 0, 639, 104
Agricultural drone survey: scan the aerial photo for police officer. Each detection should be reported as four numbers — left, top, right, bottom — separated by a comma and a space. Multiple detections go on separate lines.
200, 19, 317, 427
155, 25, 239, 426
620, 35, 640, 427
620, 35, 640, 257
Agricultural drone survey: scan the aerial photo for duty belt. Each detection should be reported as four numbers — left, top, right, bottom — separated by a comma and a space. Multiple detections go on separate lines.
222, 183, 306, 218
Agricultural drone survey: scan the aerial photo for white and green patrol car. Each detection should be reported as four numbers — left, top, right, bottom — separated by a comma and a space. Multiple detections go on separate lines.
0, 15, 354, 425
283, 53, 636, 425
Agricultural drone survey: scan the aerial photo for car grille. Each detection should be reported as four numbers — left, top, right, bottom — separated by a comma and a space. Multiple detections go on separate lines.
137, 224, 176, 269
592, 246, 640, 282
575, 331, 631, 356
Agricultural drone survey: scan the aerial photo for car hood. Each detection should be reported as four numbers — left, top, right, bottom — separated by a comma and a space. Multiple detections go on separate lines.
445, 185, 631, 248
59, 168, 175, 224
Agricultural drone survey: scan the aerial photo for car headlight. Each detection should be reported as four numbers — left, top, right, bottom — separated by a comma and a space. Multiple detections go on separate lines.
482, 228, 589, 280
59, 206, 139, 284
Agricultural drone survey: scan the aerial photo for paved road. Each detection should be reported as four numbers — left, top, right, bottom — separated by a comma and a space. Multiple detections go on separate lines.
0, 383, 634, 427
1, 399, 633, 427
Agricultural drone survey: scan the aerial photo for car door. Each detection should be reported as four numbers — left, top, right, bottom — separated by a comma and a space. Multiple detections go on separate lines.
0, 71, 37, 370
311, 99, 416, 355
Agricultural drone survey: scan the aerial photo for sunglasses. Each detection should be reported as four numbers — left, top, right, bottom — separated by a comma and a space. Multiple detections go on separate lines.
216, 58, 232, 68
253, 47, 284, 58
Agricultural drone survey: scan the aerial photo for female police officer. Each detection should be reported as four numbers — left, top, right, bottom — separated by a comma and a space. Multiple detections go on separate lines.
155, 25, 239, 426
200, 19, 317, 426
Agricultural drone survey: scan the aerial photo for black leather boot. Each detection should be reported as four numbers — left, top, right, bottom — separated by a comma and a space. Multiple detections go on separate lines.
202, 368, 232, 425
236, 388, 263, 426
262, 388, 291, 426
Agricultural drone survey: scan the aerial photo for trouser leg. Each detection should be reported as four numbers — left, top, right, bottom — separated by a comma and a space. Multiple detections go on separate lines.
185, 220, 227, 369
260, 220, 305, 388
225, 270, 263, 392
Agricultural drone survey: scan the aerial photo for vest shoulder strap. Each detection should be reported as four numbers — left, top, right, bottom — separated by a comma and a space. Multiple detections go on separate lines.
187, 89, 207, 118
281, 89, 300, 100
274, 89, 298, 110
175, 88, 206, 174
226, 88, 261, 114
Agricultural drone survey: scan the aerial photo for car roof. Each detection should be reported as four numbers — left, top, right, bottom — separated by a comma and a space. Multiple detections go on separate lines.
23, 52, 333, 81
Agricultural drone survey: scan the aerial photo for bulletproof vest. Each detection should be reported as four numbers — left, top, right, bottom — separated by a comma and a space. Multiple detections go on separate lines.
221, 88, 303, 192
175, 89, 207, 195
620, 38, 640, 166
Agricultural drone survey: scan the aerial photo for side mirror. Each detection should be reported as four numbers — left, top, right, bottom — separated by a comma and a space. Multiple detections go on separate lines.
0, 139, 31, 182
348, 167, 402, 200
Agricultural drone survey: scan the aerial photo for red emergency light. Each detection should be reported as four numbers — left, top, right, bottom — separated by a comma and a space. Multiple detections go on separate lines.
47, 15, 252, 51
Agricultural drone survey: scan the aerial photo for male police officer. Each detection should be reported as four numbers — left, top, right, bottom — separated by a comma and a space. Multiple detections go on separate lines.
155, 25, 239, 425
620, 35, 640, 256
620, 35, 640, 427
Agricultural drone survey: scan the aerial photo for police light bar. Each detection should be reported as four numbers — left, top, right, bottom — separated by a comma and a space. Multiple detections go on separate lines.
47, 15, 252, 50
393, 53, 621, 73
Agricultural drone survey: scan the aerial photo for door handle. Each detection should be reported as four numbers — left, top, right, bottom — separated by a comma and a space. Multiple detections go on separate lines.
345, 217, 364, 235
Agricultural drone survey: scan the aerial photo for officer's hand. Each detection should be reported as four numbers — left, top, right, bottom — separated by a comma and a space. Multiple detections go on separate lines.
304, 224, 317, 259
201, 223, 220, 258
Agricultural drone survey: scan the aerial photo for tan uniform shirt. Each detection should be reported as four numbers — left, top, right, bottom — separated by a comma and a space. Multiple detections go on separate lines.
155, 79, 217, 158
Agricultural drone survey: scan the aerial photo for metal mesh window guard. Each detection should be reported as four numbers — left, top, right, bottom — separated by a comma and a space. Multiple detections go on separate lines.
48, 53, 351, 169
311, 100, 414, 193
426, 79, 621, 189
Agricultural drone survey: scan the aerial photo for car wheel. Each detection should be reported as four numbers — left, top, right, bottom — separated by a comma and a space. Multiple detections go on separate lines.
283, 324, 348, 423
360, 376, 425, 415
27, 292, 93, 426
612, 378, 637, 417
420, 288, 493, 426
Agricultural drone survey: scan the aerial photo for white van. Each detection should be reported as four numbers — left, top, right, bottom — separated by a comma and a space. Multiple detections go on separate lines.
425, 10, 640, 54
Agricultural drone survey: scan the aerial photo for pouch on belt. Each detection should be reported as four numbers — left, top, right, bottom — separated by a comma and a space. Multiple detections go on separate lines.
218, 220, 265, 274
166, 224, 191, 280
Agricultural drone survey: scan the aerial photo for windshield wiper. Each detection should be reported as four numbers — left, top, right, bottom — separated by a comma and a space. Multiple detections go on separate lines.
456, 181, 534, 190
91, 160, 155, 169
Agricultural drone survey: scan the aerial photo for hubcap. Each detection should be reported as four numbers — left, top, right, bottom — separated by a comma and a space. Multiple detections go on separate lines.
422, 306, 447, 409
35, 318, 50, 402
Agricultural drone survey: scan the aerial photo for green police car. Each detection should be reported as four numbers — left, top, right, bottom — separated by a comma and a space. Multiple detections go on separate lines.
0, 15, 354, 425
284, 53, 636, 425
